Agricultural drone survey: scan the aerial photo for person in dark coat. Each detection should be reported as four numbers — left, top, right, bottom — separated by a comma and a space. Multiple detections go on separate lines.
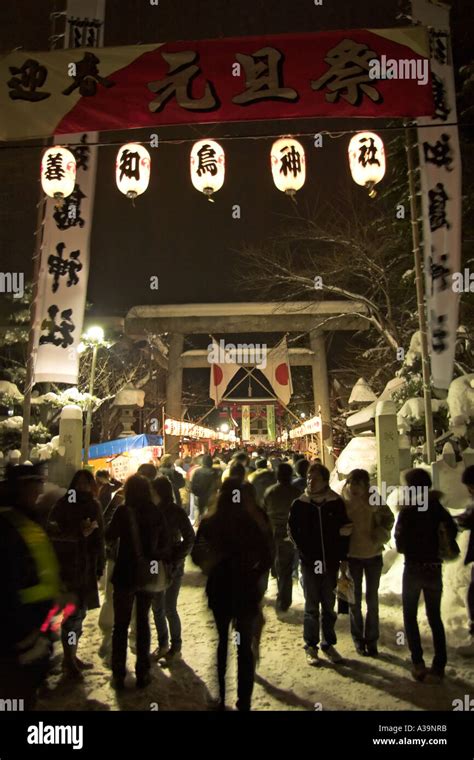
292, 458, 310, 495
150, 476, 195, 661
190, 453, 221, 519
191, 484, 273, 711
395, 468, 458, 682
248, 458, 276, 507
106, 474, 169, 689
263, 463, 301, 612
158, 454, 185, 508
288, 463, 352, 667
0, 464, 60, 709
457, 465, 474, 656
47, 469, 105, 679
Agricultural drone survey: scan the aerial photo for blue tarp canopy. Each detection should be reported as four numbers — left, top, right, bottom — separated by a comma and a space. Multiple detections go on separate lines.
87, 434, 163, 460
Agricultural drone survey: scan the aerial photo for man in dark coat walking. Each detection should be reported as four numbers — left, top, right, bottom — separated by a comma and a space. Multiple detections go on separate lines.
288, 463, 352, 667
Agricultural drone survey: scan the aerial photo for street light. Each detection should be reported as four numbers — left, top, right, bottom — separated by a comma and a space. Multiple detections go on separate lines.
80, 326, 106, 466
220, 422, 230, 434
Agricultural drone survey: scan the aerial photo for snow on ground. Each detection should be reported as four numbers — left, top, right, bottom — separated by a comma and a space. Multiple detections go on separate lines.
35, 558, 474, 713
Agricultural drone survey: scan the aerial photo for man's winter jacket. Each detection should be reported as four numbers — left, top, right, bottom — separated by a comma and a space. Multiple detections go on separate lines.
158, 500, 195, 568
288, 489, 352, 569
158, 465, 185, 508
457, 505, 474, 565
395, 492, 458, 563
190, 465, 220, 509
263, 481, 302, 537
106, 500, 169, 589
248, 467, 276, 507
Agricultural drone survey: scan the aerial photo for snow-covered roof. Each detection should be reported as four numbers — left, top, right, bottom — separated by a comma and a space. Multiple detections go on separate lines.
347, 377, 406, 430
348, 377, 377, 404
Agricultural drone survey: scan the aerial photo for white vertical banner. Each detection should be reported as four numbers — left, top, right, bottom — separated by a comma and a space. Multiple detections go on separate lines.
413, 0, 461, 391
241, 405, 251, 441
33, 0, 106, 384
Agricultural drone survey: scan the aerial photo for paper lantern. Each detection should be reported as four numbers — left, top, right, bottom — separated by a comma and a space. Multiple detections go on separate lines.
41, 146, 76, 200
271, 137, 306, 196
190, 139, 225, 199
348, 132, 386, 198
116, 142, 151, 199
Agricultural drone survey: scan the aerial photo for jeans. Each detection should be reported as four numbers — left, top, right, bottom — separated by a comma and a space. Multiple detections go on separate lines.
213, 610, 257, 710
152, 562, 184, 649
348, 555, 383, 647
402, 562, 447, 672
112, 588, 153, 680
301, 562, 339, 650
61, 604, 87, 646
468, 565, 474, 635
274, 536, 296, 610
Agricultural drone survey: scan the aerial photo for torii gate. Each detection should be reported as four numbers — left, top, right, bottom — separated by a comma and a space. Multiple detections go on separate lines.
125, 300, 368, 466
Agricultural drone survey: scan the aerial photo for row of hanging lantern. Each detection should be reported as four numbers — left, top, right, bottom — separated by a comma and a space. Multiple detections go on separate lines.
41, 132, 386, 204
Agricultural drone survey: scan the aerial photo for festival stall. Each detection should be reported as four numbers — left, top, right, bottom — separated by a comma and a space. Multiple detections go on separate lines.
87, 433, 163, 480
164, 417, 239, 457
279, 414, 323, 460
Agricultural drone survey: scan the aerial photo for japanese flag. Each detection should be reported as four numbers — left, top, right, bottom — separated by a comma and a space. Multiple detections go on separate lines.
260, 337, 293, 406
208, 339, 239, 406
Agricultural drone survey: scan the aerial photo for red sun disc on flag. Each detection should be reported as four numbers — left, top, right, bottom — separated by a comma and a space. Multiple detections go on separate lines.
213, 365, 223, 385
275, 363, 289, 385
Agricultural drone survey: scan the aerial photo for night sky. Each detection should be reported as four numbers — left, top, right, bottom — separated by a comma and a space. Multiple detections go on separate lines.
0, 0, 470, 318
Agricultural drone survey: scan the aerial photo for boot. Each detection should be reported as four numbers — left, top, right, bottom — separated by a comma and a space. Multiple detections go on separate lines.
62, 642, 83, 680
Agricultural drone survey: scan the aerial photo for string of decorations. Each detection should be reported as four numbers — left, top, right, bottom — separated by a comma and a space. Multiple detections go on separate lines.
1, 118, 470, 151
41, 131, 387, 204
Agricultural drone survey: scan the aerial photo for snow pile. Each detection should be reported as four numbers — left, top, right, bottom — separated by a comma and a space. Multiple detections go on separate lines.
397, 397, 448, 431
31, 436, 61, 463
330, 434, 377, 492
447, 373, 474, 434
404, 331, 422, 367
0, 379, 23, 400
32, 387, 93, 409
0, 415, 23, 431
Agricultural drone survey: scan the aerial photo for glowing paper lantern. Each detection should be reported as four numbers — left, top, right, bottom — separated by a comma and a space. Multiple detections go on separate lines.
271, 137, 306, 196
41, 146, 76, 200
116, 142, 151, 199
190, 139, 225, 199
348, 132, 386, 198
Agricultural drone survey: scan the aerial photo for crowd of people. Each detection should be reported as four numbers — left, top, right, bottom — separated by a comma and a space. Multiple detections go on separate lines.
1, 447, 473, 711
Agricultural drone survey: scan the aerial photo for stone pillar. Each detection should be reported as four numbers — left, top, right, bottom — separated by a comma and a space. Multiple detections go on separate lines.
58, 405, 83, 486
165, 333, 184, 456
375, 401, 400, 491
309, 332, 334, 469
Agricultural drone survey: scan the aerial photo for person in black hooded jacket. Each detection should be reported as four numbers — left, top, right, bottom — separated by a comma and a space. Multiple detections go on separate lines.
106, 474, 169, 689
47, 469, 105, 679
395, 468, 458, 682
191, 483, 272, 711
288, 462, 352, 667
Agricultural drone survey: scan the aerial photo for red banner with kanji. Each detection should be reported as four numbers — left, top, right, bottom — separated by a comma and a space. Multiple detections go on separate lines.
1, 27, 433, 141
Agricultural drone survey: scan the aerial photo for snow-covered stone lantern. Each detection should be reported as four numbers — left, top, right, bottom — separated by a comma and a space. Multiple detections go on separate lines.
41, 146, 76, 201
190, 139, 225, 201
116, 142, 151, 200
271, 137, 306, 197
348, 131, 385, 198
113, 384, 145, 438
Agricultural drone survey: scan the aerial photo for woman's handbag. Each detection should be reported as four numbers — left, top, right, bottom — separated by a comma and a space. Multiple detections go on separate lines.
127, 508, 171, 593
336, 568, 355, 606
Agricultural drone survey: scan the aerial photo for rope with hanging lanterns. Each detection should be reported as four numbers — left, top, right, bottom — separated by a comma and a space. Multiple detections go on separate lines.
39, 128, 389, 205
